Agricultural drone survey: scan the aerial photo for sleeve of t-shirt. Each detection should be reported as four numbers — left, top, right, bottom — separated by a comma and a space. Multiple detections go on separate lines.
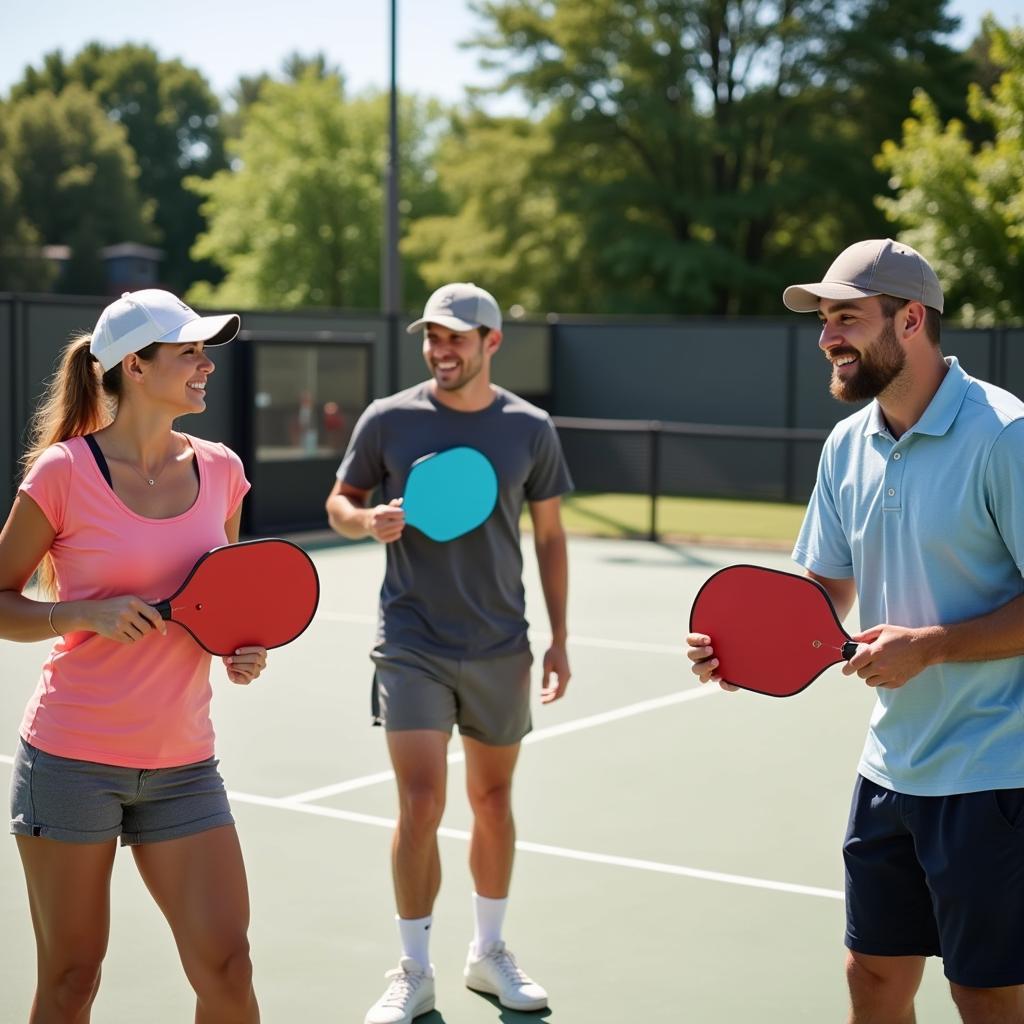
791, 436, 853, 578
524, 417, 574, 502
985, 419, 1024, 576
18, 444, 72, 534
336, 402, 383, 492
219, 444, 251, 519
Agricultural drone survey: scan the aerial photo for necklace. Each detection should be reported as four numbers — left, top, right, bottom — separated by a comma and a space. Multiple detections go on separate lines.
128, 464, 162, 487
122, 444, 182, 487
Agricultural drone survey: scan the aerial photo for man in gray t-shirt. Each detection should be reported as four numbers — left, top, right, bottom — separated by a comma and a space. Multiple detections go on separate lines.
327, 283, 572, 1024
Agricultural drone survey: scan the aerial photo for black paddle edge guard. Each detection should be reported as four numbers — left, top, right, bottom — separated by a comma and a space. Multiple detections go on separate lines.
688, 562, 856, 698
155, 538, 321, 656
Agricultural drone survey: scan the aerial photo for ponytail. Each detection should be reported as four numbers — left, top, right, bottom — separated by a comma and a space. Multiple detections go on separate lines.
20, 332, 157, 595
21, 333, 163, 479
20, 334, 110, 595
21, 334, 112, 480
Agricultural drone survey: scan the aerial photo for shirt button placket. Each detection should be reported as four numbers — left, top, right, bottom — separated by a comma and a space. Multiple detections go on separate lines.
884, 447, 905, 509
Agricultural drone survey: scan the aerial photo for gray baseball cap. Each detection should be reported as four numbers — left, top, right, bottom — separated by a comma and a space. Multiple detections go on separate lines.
407, 282, 502, 334
783, 238, 944, 314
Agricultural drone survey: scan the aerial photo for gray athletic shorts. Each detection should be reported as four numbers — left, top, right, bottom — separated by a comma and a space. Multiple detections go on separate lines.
9, 738, 234, 846
371, 644, 534, 746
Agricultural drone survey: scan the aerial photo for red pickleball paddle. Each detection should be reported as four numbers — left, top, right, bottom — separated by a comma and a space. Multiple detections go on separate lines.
689, 564, 859, 697
153, 538, 319, 655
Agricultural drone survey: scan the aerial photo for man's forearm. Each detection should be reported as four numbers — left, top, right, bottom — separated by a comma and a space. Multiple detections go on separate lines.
326, 494, 371, 539
925, 592, 1024, 667
535, 532, 568, 641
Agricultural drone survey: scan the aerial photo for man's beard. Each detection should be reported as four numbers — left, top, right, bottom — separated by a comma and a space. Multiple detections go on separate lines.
829, 319, 906, 403
434, 354, 483, 391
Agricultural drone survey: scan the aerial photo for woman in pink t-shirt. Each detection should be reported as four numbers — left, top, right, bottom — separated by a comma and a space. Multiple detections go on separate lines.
0, 291, 267, 1023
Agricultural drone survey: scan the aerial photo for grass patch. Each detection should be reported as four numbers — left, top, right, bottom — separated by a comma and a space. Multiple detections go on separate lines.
531, 492, 806, 546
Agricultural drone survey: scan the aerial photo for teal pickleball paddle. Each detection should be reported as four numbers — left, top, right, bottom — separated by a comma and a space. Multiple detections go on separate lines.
403, 447, 498, 542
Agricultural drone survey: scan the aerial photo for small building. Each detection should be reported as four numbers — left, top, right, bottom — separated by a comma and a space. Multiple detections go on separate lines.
41, 244, 72, 290
100, 242, 164, 294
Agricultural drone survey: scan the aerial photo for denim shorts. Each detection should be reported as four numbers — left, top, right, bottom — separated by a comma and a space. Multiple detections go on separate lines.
9, 738, 234, 846
371, 644, 534, 746
844, 773, 1024, 987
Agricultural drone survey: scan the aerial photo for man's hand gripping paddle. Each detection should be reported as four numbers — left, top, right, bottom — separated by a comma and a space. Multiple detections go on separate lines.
689, 564, 859, 697
153, 538, 320, 655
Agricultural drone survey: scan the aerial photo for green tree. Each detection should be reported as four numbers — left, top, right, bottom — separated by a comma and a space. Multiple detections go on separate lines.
0, 110, 55, 291
13, 44, 227, 292
5, 85, 152, 294
280, 51, 342, 82
187, 73, 446, 309
403, 112, 595, 313
224, 53, 342, 139
876, 20, 1024, 324
418, 0, 971, 314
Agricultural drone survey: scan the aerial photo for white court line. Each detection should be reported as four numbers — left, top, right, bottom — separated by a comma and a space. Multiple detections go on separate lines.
0, 752, 842, 900
317, 611, 684, 656
228, 789, 842, 901
285, 686, 717, 803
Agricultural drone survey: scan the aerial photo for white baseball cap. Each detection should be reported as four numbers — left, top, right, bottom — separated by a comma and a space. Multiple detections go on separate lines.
406, 282, 502, 334
90, 289, 241, 372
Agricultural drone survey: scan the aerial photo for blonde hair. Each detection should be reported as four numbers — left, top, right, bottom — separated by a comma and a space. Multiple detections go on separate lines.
21, 333, 157, 594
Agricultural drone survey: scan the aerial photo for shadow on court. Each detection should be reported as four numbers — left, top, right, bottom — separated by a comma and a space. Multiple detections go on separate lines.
466, 991, 553, 1020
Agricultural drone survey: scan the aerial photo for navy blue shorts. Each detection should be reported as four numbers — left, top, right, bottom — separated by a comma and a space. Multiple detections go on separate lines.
844, 774, 1024, 988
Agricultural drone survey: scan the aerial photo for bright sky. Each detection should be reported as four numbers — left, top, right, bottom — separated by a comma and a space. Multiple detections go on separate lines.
2, 0, 1021, 106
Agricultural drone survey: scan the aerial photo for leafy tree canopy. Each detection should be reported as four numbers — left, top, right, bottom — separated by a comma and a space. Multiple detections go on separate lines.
413, 0, 974, 314
188, 73, 447, 310
12, 43, 227, 291
5, 85, 152, 294
877, 19, 1024, 325
0, 115, 54, 292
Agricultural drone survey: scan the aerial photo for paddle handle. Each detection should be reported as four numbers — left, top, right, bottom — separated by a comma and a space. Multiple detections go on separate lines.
841, 640, 859, 661
154, 600, 172, 621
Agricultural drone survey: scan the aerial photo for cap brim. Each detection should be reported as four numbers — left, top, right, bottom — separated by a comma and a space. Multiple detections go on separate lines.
406, 314, 480, 335
783, 283, 881, 312
161, 313, 240, 346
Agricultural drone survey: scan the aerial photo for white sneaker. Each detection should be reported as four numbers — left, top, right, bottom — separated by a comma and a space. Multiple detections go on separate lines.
364, 957, 435, 1024
463, 940, 548, 1011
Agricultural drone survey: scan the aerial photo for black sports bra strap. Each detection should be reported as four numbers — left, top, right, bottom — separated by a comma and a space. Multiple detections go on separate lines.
82, 434, 200, 491
83, 434, 114, 487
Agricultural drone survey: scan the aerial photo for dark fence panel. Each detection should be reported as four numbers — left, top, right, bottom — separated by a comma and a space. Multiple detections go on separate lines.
553, 416, 830, 539
552, 320, 791, 425
2, 292, 1019, 535
1005, 330, 1024, 396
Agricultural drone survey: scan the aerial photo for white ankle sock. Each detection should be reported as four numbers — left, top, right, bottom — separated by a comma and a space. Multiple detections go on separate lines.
397, 914, 432, 970
472, 892, 508, 955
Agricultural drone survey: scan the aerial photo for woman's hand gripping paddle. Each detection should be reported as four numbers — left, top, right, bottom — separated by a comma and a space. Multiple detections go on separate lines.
153, 538, 320, 655
402, 447, 498, 542
689, 564, 859, 697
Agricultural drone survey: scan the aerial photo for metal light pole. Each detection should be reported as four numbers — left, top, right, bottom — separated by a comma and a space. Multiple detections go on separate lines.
383, 0, 401, 391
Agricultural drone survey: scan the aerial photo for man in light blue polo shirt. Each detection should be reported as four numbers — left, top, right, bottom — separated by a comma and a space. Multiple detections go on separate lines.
688, 239, 1024, 1024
